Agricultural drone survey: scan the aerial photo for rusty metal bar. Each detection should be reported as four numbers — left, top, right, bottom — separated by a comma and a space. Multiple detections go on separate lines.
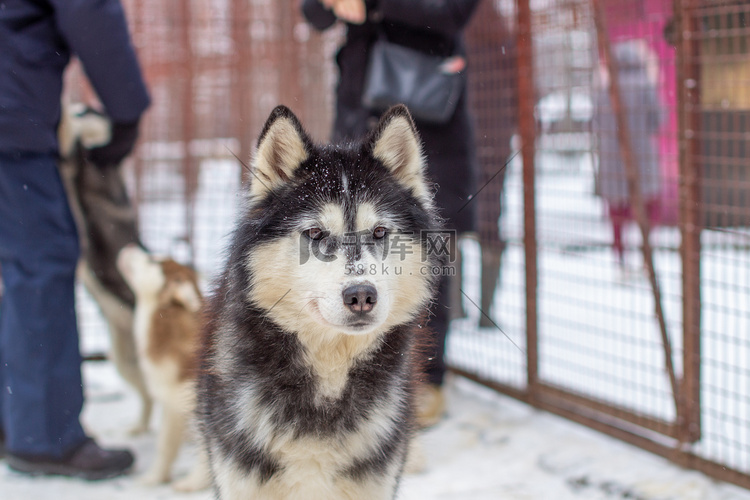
591, 0, 680, 416
278, 7, 302, 107
675, 0, 702, 444
450, 367, 531, 404
536, 382, 679, 439
516, 0, 538, 393
231, 0, 253, 180
130, 0, 144, 221
179, 0, 197, 264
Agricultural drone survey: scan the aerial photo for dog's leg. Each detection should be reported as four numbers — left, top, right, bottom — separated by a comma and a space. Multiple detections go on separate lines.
211, 455, 265, 500
79, 263, 153, 434
140, 404, 186, 486
171, 438, 211, 492
107, 315, 153, 436
403, 435, 426, 475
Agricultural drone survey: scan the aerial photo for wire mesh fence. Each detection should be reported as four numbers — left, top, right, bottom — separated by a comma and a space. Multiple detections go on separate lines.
49, 0, 750, 490
686, 0, 750, 479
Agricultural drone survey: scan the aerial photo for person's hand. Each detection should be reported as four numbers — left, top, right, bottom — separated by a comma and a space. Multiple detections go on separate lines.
86, 121, 140, 168
318, 0, 366, 24
332, 0, 366, 24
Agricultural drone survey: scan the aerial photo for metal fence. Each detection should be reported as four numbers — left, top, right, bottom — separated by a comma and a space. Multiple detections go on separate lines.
60, 0, 750, 491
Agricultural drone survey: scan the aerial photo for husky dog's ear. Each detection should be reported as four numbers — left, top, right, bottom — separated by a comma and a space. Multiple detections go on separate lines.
250, 105, 312, 198
368, 105, 429, 203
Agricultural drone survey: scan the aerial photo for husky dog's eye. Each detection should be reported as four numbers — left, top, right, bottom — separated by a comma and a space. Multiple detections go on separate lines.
305, 227, 325, 240
373, 227, 387, 239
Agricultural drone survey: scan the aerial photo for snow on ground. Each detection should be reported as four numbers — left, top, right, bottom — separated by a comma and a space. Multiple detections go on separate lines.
2, 361, 750, 500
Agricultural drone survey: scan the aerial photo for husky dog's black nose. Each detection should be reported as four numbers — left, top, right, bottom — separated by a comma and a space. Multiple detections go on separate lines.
343, 284, 377, 313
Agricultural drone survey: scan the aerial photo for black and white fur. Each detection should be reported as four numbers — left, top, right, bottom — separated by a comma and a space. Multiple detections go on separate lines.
197, 105, 443, 499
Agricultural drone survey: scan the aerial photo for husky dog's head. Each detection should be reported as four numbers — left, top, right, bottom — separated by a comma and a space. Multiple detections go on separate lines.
233, 105, 444, 339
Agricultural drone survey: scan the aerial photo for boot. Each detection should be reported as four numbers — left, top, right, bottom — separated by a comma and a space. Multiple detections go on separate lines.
7, 438, 134, 481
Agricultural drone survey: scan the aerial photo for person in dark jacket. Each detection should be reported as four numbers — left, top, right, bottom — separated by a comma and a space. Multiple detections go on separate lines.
302, 0, 480, 427
0, 0, 150, 479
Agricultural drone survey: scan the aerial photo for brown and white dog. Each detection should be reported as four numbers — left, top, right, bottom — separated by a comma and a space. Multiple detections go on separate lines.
117, 244, 210, 491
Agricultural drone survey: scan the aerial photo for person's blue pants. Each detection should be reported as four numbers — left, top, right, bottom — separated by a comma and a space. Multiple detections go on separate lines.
0, 152, 87, 458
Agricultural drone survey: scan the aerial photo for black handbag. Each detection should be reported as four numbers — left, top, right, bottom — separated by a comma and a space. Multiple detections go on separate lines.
362, 36, 465, 125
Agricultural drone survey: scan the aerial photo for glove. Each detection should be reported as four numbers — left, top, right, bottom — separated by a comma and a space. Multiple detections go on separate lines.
86, 120, 140, 168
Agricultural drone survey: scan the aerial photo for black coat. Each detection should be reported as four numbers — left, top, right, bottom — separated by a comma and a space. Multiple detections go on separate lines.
0, 0, 150, 154
302, 0, 480, 233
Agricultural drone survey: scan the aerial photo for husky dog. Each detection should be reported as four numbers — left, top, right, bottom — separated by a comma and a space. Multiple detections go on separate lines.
58, 105, 153, 434
117, 244, 211, 491
197, 105, 444, 499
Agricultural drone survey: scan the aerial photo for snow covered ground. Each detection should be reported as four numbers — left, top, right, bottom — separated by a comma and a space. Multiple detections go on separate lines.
2, 361, 750, 500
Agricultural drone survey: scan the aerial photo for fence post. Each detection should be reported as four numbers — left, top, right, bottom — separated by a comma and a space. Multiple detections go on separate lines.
231, 0, 254, 178
591, 0, 680, 417
130, 0, 144, 220
179, 0, 197, 265
515, 0, 538, 394
278, 3, 302, 110
675, 0, 702, 445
